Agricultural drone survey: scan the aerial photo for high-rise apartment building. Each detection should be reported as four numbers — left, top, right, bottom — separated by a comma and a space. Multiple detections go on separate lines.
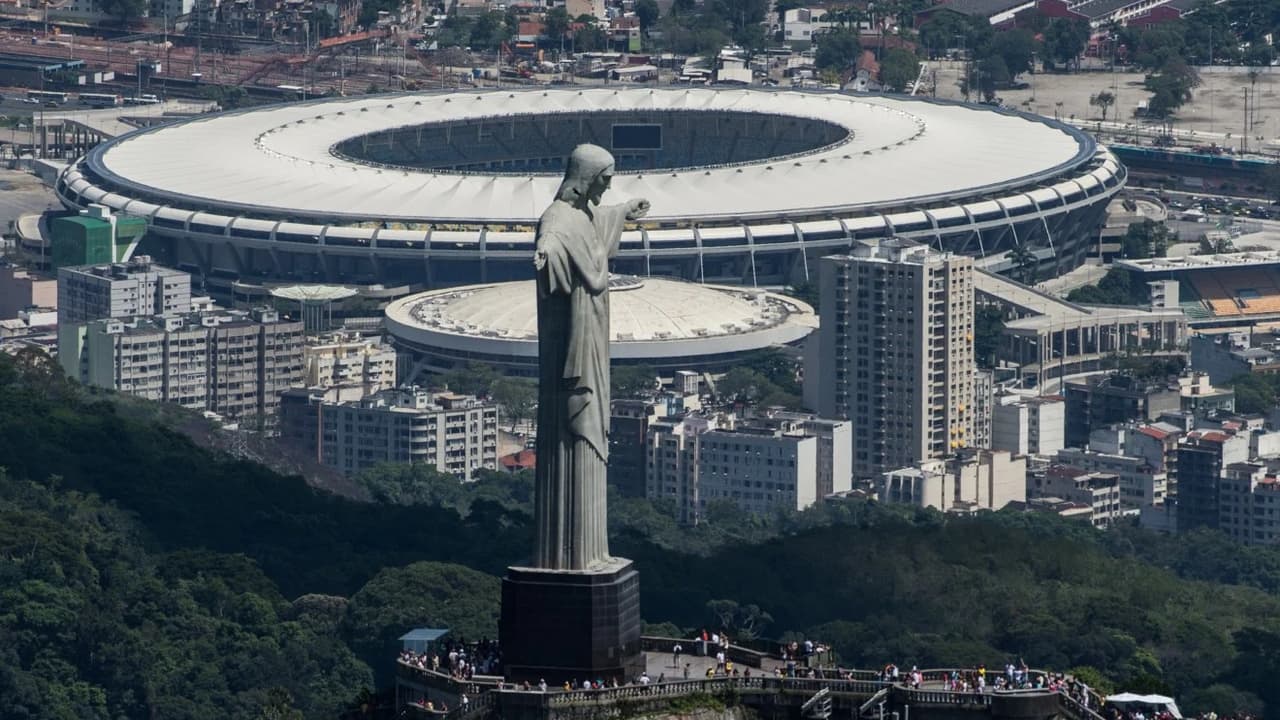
302, 332, 397, 396
57, 256, 191, 324
59, 308, 302, 423
991, 392, 1066, 457
279, 387, 499, 479
814, 238, 976, 480
644, 413, 850, 521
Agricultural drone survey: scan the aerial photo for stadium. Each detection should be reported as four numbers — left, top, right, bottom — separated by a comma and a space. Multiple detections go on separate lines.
1115, 251, 1280, 328
385, 275, 817, 376
54, 87, 1125, 292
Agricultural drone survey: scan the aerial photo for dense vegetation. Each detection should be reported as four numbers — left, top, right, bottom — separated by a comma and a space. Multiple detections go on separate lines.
7, 350, 1280, 718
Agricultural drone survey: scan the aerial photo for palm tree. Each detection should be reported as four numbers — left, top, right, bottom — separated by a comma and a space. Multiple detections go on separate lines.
1008, 243, 1037, 284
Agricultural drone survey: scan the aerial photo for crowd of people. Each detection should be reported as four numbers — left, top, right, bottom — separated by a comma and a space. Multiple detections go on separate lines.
398, 638, 503, 681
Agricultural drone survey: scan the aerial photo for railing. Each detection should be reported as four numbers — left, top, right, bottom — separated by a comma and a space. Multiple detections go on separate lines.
1057, 690, 1106, 720
398, 660, 500, 695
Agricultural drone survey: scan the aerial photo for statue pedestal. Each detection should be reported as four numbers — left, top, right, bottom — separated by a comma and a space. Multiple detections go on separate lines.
500, 558, 643, 684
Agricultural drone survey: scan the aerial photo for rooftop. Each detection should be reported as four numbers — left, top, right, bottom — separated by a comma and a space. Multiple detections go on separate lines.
83, 88, 1092, 225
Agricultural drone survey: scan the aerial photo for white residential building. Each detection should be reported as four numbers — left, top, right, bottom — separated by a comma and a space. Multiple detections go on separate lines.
877, 449, 1026, 512
991, 391, 1065, 457
814, 238, 977, 481
280, 387, 499, 479
302, 332, 397, 396
57, 256, 191, 324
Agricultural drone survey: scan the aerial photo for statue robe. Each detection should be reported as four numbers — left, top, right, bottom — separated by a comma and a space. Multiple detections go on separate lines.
533, 198, 628, 571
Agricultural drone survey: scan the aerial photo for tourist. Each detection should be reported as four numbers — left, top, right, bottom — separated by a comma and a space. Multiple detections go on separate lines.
674, 642, 683, 667
538, 679, 547, 692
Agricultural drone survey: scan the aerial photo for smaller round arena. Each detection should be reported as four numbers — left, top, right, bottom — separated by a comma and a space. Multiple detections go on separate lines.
385, 275, 817, 376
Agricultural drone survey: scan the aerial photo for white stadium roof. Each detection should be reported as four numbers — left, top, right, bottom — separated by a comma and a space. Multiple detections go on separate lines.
385, 275, 817, 362
86, 88, 1091, 224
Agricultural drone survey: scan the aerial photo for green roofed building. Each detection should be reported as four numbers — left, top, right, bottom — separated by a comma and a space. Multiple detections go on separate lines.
49, 212, 147, 269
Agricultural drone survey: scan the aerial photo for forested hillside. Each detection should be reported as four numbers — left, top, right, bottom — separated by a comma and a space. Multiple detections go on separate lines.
2, 350, 1280, 719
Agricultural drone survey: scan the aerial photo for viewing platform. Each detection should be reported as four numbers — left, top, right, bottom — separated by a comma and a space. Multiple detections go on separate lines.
395, 637, 1105, 720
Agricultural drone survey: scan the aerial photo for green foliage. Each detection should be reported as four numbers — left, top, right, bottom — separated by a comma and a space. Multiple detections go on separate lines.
815, 29, 861, 72
879, 48, 920, 92
99, 0, 146, 24
435, 361, 502, 397
636, 0, 660, 33
1043, 18, 1090, 70
705, 599, 773, 640
490, 377, 536, 430
974, 306, 1004, 369
354, 464, 535, 515
975, 55, 1010, 102
14, 351, 1280, 718
543, 6, 571, 43
613, 364, 658, 398
1091, 90, 1116, 121
0, 472, 374, 719
783, 281, 818, 308
988, 28, 1037, 77
1067, 267, 1149, 306
1120, 219, 1173, 259
345, 561, 500, 669
1144, 57, 1200, 118
1117, 355, 1186, 380
1231, 372, 1280, 414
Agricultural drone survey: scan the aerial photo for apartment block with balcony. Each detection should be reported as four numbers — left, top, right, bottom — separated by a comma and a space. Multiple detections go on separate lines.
813, 238, 976, 481
57, 256, 191, 324
302, 332, 397, 397
280, 387, 499, 479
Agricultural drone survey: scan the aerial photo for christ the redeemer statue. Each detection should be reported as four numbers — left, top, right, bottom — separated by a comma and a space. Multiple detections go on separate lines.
532, 144, 649, 571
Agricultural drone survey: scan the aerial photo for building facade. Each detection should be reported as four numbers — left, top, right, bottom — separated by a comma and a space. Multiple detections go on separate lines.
815, 238, 977, 481
59, 308, 302, 423
990, 392, 1065, 457
302, 332, 397, 396
877, 449, 1026, 513
1063, 373, 1180, 448
57, 256, 191, 324
280, 387, 498, 479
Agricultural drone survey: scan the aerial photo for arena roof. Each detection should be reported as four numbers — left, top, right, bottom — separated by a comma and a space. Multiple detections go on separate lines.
84, 88, 1094, 225
1116, 251, 1280, 273
385, 275, 817, 363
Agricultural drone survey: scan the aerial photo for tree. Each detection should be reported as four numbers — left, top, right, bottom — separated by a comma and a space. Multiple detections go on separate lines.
435, 362, 500, 398
815, 29, 861, 72
490, 377, 535, 431
543, 6, 571, 45
345, 562, 501, 670
879, 48, 921, 92
612, 364, 657, 398
1008, 242, 1037, 284
100, 0, 146, 25
975, 55, 1009, 102
1043, 18, 1090, 71
773, 0, 803, 26
918, 11, 971, 58
1120, 220, 1172, 259
1090, 90, 1116, 121
989, 28, 1037, 78
311, 8, 337, 39
636, 0, 660, 34
1144, 57, 1200, 118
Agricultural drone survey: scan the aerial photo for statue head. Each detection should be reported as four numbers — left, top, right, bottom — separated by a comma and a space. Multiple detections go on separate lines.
556, 144, 616, 206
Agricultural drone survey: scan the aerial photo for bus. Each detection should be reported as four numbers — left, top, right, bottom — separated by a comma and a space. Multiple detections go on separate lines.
124, 94, 161, 106
78, 92, 121, 108
27, 90, 67, 104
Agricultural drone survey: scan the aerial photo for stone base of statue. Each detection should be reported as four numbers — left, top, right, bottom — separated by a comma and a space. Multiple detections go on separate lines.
500, 558, 643, 684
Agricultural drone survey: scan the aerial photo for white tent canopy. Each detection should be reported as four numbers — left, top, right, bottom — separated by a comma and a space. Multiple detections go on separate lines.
1106, 693, 1183, 719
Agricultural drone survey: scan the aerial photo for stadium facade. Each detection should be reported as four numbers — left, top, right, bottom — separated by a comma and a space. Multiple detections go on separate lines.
55, 88, 1125, 291
386, 275, 817, 376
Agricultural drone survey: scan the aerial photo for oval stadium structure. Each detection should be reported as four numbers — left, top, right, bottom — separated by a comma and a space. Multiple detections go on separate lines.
54, 87, 1125, 290
385, 275, 817, 375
